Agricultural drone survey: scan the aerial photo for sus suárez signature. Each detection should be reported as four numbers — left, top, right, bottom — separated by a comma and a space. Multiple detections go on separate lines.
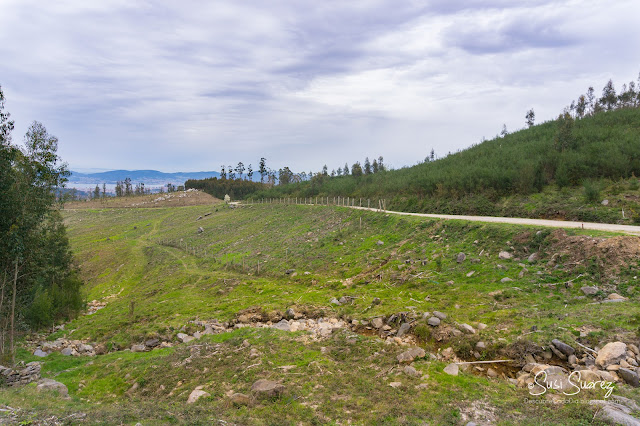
528, 370, 615, 398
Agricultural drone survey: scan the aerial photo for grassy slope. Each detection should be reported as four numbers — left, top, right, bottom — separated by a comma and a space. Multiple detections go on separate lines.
243, 107, 640, 224
2, 202, 640, 424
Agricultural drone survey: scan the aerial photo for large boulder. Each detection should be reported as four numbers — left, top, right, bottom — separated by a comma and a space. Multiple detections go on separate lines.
187, 388, 210, 404
596, 342, 627, 368
397, 347, 426, 364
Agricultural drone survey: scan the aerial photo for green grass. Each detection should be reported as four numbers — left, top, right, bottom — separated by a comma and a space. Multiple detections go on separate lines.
2, 203, 640, 424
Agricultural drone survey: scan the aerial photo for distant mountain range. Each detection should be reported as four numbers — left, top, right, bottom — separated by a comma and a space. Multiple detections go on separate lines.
68, 170, 221, 187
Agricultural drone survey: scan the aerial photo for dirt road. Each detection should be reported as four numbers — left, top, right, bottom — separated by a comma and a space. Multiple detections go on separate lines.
348, 206, 640, 235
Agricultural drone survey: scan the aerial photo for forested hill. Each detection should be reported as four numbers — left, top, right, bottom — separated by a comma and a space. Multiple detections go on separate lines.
243, 106, 640, 223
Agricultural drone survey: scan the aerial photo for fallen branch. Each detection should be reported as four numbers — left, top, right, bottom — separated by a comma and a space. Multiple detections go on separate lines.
575, 341, 598, 355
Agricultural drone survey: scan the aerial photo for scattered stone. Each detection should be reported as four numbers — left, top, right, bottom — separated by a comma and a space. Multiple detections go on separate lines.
500, 277, 513, 283
527, 253, 539, 263
433, 311, 447, 320
475, 342, 486, 350
619, 368, 640, 387
459, 323, 476, 334
285, 308, 296, 319
601, 199, 609, 206
498, 251, 512, 260
187, 389, 210, 404
466, 271, 475, 277
376, 240, 384, 246
197, 227, 204, 234
596, 342, 628, 368
389, 382, 403, 388
176, 333, 194, 343
272, 319, 291, 332
403, 365, 420, 377
371, 297, 381, 305
551, 339, 575, 357
131, 344, 146, 352
330, 298, 341, 306
229, 393, 250, 406
285, 269, 296, 275
396, 323, 411, 337
94, 344, 107, 355
251, 379, 285, 398
36, 379, 69, 398
145, 338, 160, 348
397, 347, 426, 364
456, 252, 466, 263
581, 286, 598, 296
487, 368, 498, 378
443, 363, 459, 376
61, 347, 73, 356
518, 268, 528, 278
591, 400, 640, 426
249, 348, 261, 358
33, 349, 48, 358
427, 317, 441, 327
338, 296, 349, 305
608, 293, 627, 301
477, 323, 487, 331
372, 317, 384, 329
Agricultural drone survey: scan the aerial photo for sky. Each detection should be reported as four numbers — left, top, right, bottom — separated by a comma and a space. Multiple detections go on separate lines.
1, 0, 639, 173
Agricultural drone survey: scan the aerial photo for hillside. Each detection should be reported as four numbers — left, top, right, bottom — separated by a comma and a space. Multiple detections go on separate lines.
68, 169, 221, 187
239, 107, 640, 224
2, 198, 640, 424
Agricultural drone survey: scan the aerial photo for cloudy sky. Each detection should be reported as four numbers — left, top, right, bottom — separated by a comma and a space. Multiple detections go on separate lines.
1, 0, 639, 173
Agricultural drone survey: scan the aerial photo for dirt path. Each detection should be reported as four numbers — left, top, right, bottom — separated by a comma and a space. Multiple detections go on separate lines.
347, 206, 640, 235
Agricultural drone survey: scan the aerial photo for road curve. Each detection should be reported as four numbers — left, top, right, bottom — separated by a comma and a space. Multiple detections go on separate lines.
347, 206, 640, 236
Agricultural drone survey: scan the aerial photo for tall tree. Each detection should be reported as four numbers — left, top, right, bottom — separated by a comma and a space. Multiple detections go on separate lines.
259, 157, 267, 183
322, 165, 328, 176
364, 157, 371, 174
600, 79, 617, 111
235, 162, 245, 180
351, 162, 363, 177
220, 165, 226, 180
586, 87, 595, 114
525, 109, 535, 127
343, 162, 349, 176
93, 185, 100, 199
378, 156, 385, 171
247, 164, 253, 181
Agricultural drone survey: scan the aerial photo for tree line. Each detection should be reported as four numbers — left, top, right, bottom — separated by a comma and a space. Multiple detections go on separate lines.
0, 86, 82, 364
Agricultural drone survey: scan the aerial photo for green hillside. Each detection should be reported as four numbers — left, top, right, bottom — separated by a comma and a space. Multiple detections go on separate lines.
237, 107, 640, 224
3, 201, 640, 423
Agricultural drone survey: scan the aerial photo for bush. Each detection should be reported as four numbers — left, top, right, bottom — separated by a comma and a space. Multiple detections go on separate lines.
583, 180, 601, 203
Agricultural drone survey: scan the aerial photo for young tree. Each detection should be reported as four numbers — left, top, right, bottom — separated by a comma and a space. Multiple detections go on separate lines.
336, 167, 342, 176
525, 109, 535, 127
575, 95, 587, 118
102, 183, 106, 198
554, 112, 575, 152
322, 165, 328, 176
343, 162, 349, 176
115, 181, 123, 197
124, 177, 132, 196
220, 165, 226, 180
429, 150, 435, 162
500, 124, 508, 137
93, 185, 100, 199
247, 164, 253, 181
278, 167, 293, 185
364, 157, 371, 174
372, 158, 379, 173
378, 156, 385, 171
586, 86, 595, 114
259, 157, 267, 183
228, 165, 235, 180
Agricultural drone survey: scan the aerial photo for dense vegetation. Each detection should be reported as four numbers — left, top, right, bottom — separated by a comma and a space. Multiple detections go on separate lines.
0, 87, 82, 364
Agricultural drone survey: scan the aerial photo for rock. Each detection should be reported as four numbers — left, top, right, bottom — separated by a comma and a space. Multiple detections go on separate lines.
427, 317, 441, 327
249, 348, 261, 358
619, 368, 640, 387
477, 323, 487, 331
176, 333, 194, 343
36, 379, 69, 398
397, 347, 426, 363
456, 252, 466, 263
94, 344, 107, 355
187, 389, 210, 404
285, 269, 295, 275
33, 349, 48, 358
389, 382, 403, 388
500, 277, 513, 283
79, 344, 93, 353
608, 293, 627, 300
518, 268, 528, 278
551, 339, 575, 357
251, 379, 285, 398
376, 240, 384, 246
396, 323, 411, 337
581, 286, 598, 296
197, 227, 204, 234
591, 400, 640, 426
459, 323, 476, 334
145, 338, 160, 348
601, 199, 609, 206
330, 298, 341, 305
285, 308, 296, 319
433, 311, 447, 320
487, 368, 498, 378
597, 342, 628, 368
443, 363, 459, 376
568, 355, 577, 365
272, 319, 291, 332
372, 317, 384, 328
338, 296, 349, 305
403, 365, 420, 377
475, 341, 486, 350
229, 393, 250, 406
466, 271, 475, 277
371, 297, 381, 305
575, 370, 600, 383
498, 251, 512, 260
61, 347, 73, 356
131, 344, 146, 352
527, 253, 539, 263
